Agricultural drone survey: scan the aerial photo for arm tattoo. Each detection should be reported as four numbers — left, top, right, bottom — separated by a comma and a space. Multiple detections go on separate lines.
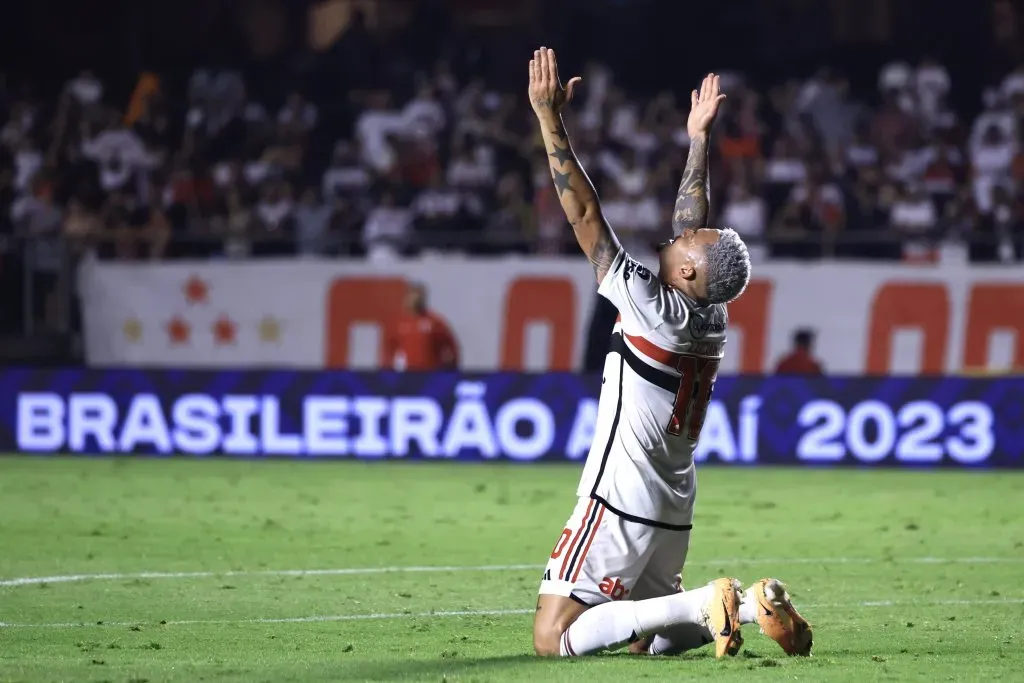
549, 143, 573, 166
551, 168, 573, 197
671, 135, 710, 234
536, 114, 620, 283
588, 231, 617, 280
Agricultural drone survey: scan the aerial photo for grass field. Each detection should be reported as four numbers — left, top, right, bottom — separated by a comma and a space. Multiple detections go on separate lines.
1, 457, 1023, 682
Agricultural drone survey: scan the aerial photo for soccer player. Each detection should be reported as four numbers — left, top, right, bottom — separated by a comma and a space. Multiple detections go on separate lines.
528, 47, 812, 659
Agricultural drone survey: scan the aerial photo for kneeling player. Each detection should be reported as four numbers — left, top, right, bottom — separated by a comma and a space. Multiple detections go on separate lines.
526, 48, 813, 658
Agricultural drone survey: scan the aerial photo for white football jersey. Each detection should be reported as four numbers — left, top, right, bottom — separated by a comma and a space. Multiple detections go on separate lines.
576, 247, 728, 528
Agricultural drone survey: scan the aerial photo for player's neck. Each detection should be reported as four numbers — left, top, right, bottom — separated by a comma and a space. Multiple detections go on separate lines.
666, 275, 703, 304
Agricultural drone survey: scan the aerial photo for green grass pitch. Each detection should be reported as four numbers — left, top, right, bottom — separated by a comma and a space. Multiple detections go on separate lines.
1, 457, 1023, 682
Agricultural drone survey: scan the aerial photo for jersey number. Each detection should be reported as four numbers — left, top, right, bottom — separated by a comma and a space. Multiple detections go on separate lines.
666, 356, 720, 439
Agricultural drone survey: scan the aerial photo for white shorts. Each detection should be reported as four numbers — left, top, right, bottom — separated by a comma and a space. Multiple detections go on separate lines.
538, 496, 692, 605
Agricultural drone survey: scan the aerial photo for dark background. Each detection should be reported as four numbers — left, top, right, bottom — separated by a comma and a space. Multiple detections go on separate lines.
0, 0, 1007, 112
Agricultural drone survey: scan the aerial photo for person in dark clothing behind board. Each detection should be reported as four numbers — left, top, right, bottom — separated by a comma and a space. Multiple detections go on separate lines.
774, 328, 824, 375
582, 293, 620, 372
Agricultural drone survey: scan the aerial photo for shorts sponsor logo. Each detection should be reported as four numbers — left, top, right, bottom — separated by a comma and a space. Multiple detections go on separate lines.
598, 576, 630, 600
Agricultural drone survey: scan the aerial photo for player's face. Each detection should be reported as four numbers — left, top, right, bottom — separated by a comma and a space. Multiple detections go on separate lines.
657, 228, 721, 296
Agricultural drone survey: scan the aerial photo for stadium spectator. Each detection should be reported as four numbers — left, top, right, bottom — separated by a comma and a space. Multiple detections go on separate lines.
355, 91, 403, 175
990, 184, 1024, 261
872, 89, 916, 158
600, 181, 659, 257
412, 170, 467, 253
213, 187, 259, 259
774, 329, 824, 375
277, 92, 318, 135
890, 183, 939, 261
104, 192, 172, 262
532, 159, 568, 255
774, 163, 845, 259
483, 172, 534, 254
322, 141, 372, 202
721, 178, 767, 260
914, 57, 952, 128
363, 188, 412, 260
970, 124, 1015, 214
1, 10, 1023, 282
384, 282, 459, 371
64, 70, 103, 108
294, 187, 333, 256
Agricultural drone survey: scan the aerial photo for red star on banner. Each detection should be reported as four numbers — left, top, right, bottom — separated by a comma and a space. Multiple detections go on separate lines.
167, 316, 191, 345
213, 315, 237, 345
183, 275, 209, 305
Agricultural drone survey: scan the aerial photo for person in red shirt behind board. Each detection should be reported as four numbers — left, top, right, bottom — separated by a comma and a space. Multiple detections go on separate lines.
385, 283, 460, 371
774, 328, 824, 375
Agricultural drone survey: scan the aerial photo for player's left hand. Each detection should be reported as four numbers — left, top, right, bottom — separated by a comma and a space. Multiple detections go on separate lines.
528, 47, 582, 118
687, 73, 727, 138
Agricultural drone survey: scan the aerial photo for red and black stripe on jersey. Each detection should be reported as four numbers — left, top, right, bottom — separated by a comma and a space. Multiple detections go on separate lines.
586, 331, 693, 533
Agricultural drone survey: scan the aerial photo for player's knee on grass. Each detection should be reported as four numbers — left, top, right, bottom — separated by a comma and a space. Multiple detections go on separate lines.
533, 594, 588, 656
533, 625, 562, 657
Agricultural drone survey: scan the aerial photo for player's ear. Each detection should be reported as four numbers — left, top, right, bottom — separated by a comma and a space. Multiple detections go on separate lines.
678, 247, 698, 281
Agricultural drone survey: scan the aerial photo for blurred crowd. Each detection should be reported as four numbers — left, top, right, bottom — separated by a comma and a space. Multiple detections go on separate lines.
2, 28, 1024, 268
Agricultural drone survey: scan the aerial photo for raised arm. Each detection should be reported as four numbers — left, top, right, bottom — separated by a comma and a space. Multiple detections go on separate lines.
529, 47, 619, 283
671, 74, 727, 234
671, 135, 710, 233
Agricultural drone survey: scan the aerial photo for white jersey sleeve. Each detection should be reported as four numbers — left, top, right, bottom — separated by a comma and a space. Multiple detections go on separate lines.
597, 248, 689, 338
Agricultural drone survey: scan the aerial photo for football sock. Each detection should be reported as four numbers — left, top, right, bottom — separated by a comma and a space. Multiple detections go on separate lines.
559, 585, 713, 657
648, 585, 758, 655
647, 622, 714, 655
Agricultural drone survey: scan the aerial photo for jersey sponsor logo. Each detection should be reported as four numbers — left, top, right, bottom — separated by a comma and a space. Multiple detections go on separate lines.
622, 258, 652, 282
598, 576, 630, 600
689, 307, 727, 339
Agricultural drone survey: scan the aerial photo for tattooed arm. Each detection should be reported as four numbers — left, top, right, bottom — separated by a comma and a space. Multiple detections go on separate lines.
671, 133, 710, 233
529, 47, 619, 283
672, 73, 727, 234
537, 113, 619, 281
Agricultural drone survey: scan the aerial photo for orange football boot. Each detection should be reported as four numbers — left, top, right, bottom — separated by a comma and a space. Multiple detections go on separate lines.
749, 578, 813, 656
702, 577, 744, 658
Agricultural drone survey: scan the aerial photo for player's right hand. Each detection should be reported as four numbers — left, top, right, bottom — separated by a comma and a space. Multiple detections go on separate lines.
687, 73, 727, 138
528, 47, 582, 118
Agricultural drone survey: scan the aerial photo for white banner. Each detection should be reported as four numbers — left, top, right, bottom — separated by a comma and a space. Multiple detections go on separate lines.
78, 256, 1024, 374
